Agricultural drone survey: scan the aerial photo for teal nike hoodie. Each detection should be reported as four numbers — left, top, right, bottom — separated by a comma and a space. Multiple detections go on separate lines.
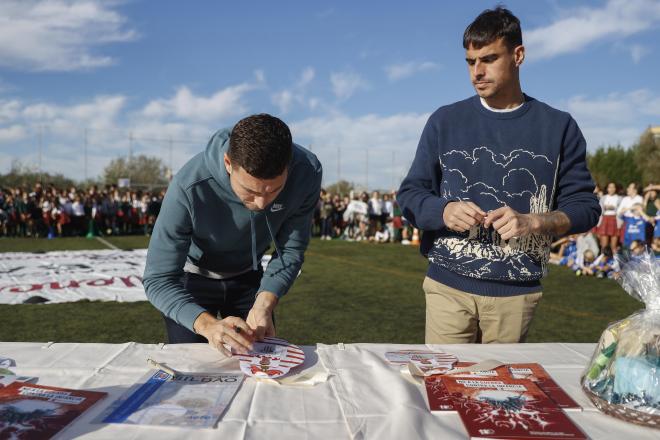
143, 128, 322, 331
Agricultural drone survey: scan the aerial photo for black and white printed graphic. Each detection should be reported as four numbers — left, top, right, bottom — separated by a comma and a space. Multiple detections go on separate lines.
430, 146, 558, 281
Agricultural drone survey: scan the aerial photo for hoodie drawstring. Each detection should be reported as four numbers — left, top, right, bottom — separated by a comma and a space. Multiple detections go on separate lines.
264, 213, 283, 264
250, 211, 284, 272
250, 211, 258, 271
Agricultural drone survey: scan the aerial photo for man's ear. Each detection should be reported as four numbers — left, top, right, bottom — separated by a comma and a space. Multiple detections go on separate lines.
514, 45, 525, 67
224, 153, 232, 174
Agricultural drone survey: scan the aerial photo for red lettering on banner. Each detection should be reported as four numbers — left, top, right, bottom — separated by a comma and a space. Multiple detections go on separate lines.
1, 276, 143, 295
86, 278, 114, 287
6, 284, 44, 293
48, 280, 81, 290
119, 275, 143, 287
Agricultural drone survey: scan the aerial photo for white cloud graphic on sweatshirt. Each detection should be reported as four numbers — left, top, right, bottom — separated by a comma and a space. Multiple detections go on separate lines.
430, 146, 558, 281
439, 146, 556, 209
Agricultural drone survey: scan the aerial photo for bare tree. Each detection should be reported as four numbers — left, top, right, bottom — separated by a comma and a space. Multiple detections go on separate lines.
103, 155, 168, 188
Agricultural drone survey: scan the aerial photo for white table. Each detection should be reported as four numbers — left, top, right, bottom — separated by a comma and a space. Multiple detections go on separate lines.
0, 342, 657, 439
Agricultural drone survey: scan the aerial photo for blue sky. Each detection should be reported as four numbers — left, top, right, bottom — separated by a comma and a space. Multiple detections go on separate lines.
0, 0, 659, 189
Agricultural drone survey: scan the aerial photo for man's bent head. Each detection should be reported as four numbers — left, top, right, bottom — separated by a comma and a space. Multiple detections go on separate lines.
225, 114, 292, 211
228, 114, 292, 179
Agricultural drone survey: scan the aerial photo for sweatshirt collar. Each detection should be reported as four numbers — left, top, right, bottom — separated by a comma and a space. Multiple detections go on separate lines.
479, 97, 524, 112
471, 94, 533, 119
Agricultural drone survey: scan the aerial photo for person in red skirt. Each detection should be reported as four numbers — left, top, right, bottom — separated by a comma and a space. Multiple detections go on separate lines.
596, 182, 621, 253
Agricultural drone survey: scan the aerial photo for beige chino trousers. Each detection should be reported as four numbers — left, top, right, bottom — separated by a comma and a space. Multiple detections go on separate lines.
423, 276, 542, 344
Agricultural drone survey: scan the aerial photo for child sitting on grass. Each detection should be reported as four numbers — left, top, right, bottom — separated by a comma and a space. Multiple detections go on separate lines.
652, 237, 660, 258
574, 249, 597, 276
592, 246, 617, 278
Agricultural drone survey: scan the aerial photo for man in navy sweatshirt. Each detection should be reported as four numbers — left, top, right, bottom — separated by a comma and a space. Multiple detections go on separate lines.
397, 7, 600, 344
143, 114, 322, 355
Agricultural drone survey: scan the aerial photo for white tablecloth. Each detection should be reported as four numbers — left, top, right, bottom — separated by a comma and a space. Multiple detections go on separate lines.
0, 342, 657, 439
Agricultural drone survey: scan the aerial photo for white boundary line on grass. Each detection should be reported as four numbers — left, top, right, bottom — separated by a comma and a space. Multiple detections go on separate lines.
95, 236, 120, 250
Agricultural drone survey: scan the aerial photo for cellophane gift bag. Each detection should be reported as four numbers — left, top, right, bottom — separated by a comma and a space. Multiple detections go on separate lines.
581, 249, 659, 428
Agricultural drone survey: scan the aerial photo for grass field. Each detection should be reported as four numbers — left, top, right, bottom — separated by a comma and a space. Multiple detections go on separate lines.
0, 236, 643, 345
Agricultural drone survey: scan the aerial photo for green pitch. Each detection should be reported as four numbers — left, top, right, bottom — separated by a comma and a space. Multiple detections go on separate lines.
0, 237, 642, 344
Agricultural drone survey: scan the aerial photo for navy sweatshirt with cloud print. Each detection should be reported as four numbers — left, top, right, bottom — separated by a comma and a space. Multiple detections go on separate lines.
397, 94, 601, 297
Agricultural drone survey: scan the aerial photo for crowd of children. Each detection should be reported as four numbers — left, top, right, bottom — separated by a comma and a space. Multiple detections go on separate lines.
0, 183, 164, 238
549, 182, 660, 278
313, 189, 420, 245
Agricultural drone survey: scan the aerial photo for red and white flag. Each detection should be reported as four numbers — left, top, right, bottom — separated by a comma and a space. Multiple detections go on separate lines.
235, 337, 305, 379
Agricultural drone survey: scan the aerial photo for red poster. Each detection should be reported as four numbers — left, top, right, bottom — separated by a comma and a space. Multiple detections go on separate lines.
425, 363, 509, 412
425, 363, 580, 412
507, 364, 580, 411
0, 382, 106, 439
440, 376, 586, 440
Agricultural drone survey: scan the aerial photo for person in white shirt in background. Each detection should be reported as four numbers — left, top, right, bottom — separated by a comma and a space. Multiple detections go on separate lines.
597, 182, 622, 253
140, 193, 150, 232
41, 197, 51, 218
50, 199, 61, 235
368, 191, 383, 237
382, 192, 394, 242
71, 195, 85, 217
343, 193, 368, 241
574, 232, 600, 268
131, 191, 142, 211
71, 195, 86, 236
617, 182, 643, 245
617, 183, 643, 220
130, 191, 142, 233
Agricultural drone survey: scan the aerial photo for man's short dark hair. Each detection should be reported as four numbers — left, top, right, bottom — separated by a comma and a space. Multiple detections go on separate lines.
229, 113, 293, 179
463, 6, 522, 51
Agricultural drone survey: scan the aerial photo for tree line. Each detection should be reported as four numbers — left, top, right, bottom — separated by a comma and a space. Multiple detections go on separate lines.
0, 155, 169, 190
587, 129, 659, 189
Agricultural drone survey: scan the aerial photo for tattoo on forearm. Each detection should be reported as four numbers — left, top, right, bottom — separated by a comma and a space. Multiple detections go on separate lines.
536, 211, 571, 236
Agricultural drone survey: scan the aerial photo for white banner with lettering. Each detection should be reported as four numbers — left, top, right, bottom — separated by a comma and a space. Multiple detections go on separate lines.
0, 249, 148, 304
0, 250, 273, 304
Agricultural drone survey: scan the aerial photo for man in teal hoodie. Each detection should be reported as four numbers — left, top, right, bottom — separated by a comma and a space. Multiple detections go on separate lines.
143, 114, 322, 356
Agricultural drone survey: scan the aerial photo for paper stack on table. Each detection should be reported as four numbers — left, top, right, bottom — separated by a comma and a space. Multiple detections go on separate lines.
425, 362, 581, 412
100, 369, 244, 428
439, 375, 587, 440
0, 382, 107, 439
385, 349, 458, 376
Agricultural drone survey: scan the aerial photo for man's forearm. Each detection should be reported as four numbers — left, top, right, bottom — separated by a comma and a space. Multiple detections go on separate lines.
530, 211, 571, 236
193, 311, 217, 335
254, 291, 279, 312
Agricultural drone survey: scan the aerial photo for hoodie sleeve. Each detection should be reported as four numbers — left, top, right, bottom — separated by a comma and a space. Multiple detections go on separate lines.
142, 181, 206, 331
258, 160, 322, 297
554, 116, 601, 234
396, 113, 453, 231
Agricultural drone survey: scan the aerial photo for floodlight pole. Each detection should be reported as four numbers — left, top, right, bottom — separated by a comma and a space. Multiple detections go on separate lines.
38, 125, 43, 184
365, 149, 369, 191
391, 151, 395, 191
169, 136, 173, 177
128, 131, 133, 183
84, 128, 88, 182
